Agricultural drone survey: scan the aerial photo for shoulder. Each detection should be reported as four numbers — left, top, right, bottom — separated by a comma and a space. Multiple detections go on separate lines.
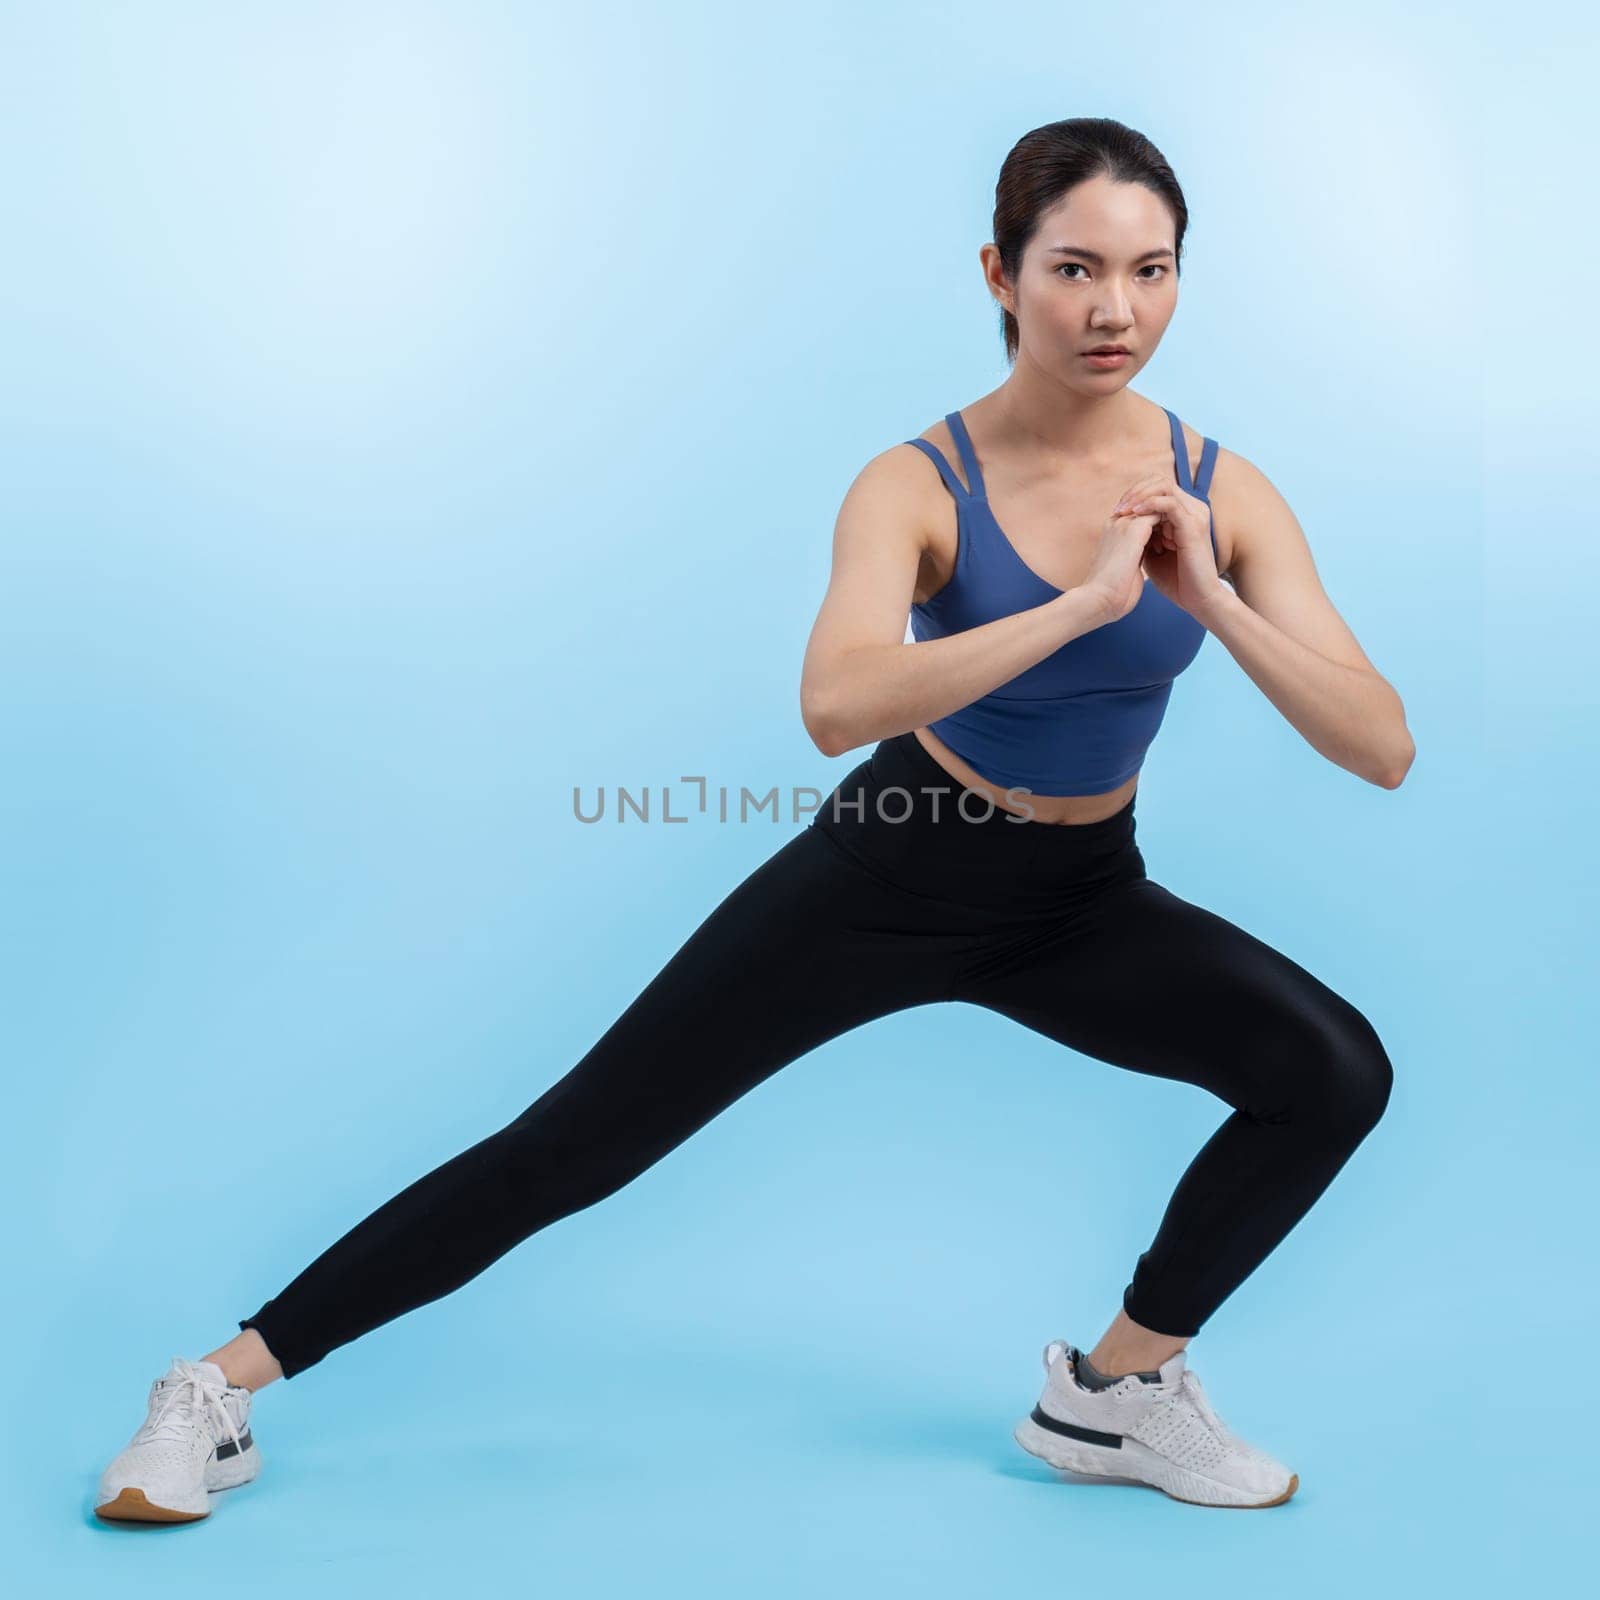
1205, 443, 1305, 581
846, 435, 947, 504
830, 436, 947, 555
1207, 441, 1275, 517
846, 419, 969, 508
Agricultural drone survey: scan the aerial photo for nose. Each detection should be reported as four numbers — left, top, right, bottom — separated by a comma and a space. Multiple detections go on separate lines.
1091, 285, 1136, 328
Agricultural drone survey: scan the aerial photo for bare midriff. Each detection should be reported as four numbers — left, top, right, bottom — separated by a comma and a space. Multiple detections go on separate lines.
912, 725, 1138, 825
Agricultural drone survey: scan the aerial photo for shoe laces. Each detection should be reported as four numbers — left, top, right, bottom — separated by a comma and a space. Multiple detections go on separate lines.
1174, 1366, 1232, 1441
134, 1358, 244, 1454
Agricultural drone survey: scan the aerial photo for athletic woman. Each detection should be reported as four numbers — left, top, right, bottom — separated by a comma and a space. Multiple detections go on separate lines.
95, 117, 1410, 1520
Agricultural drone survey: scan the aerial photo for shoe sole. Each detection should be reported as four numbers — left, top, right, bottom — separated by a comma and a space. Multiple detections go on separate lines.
1014, 1414, 1298, 1509
95, 1486, 210, 1523
95, 1445, 261, 1524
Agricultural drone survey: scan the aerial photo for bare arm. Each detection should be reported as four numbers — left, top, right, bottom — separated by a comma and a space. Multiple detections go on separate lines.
799, 445, 1122, 759
1196, 449, 1416, 788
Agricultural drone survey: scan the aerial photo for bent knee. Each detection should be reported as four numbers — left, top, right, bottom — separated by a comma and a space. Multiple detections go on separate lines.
1250, 1001, 1393, 1140
1304, 1005, 1394, 1138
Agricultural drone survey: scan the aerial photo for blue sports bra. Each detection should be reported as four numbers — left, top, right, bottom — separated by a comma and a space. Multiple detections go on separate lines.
906, 408, 1219, 797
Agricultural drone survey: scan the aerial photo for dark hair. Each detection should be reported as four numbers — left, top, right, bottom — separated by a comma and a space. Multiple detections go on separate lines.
992, 118, 1188, 364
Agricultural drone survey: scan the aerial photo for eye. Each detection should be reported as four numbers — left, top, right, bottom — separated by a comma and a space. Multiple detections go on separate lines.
1056, 264, 1168, 281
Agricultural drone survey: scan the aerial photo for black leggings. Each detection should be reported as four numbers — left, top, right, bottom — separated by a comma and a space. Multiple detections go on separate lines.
239, 732, 1393, 1378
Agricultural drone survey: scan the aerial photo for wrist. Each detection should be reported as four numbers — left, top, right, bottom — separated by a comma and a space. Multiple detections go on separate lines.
1062, 581, 1119, 632
1191, 582, 1241, 631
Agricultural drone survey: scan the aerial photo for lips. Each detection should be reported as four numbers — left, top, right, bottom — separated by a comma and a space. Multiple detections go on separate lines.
1086, 346, 1129, 355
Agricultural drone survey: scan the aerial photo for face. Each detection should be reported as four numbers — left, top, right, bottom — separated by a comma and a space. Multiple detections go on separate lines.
983, 175, 1178, 385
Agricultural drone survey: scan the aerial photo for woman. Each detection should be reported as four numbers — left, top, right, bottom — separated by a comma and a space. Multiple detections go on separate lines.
95, 117, 1409, 1521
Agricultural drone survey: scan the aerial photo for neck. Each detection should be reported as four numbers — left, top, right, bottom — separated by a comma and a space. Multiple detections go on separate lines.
984, 358, 1147, 466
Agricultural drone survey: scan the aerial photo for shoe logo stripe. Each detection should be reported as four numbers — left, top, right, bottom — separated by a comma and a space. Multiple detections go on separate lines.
213, 1429, 253, 1461
1029, 1405, 1123, 1450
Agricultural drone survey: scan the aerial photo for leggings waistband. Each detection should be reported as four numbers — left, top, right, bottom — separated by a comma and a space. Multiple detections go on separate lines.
811, 732, 1143, 911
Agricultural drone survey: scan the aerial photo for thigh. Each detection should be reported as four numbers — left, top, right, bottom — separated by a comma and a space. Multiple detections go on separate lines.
956, 875, 1379, 1120
504, 824, 971, 1181
233, 826, 984, 1379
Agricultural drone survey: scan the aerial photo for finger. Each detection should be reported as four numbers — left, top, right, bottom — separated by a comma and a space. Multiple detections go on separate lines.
1120, 488, 1181, 516
1111, 476, 1171, 514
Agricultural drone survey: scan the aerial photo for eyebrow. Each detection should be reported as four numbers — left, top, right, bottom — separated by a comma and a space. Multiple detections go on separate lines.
1044, 246, 1175, 265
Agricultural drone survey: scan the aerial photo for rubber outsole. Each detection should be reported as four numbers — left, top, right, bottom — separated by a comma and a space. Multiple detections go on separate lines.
1014, 1414, 1299, 1509
95, 1486, 209, 1523
95, 1441, 259, 1525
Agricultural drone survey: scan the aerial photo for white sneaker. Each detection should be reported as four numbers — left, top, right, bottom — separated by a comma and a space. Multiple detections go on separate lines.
1013, 1339, 1298, 1508
95, 1356, 261, 1523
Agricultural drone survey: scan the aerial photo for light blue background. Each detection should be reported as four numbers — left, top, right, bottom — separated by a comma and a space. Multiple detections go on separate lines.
2, 1, 1592, 1593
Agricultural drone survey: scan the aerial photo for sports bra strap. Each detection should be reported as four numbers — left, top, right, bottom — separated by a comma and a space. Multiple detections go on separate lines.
1165, 409, 1220, 500
1165, 408, 1194, 493
915, 408, 1218, 508
904, 437, 973, 504
944, 411, 987, 499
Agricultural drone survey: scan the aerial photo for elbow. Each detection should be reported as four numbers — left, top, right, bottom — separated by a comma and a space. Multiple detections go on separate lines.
800, 682, 850, 758
1375, 735, 1416, 790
